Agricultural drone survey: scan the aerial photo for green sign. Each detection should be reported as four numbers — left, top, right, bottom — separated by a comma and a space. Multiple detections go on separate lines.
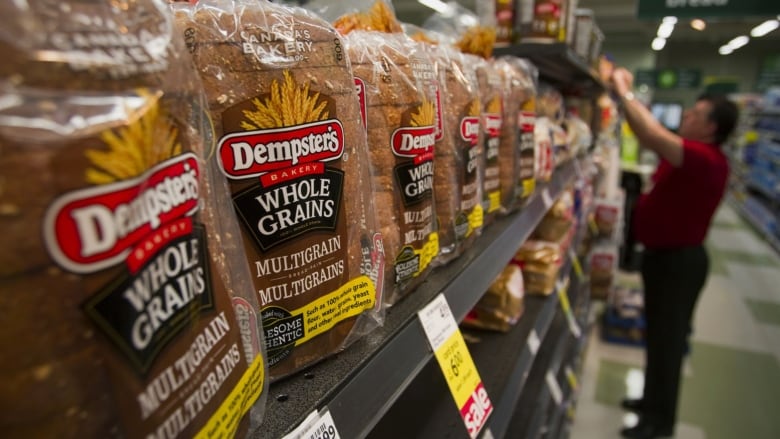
638, 0, 780, 19
635, 68, 702, 89
756, 54, 780, 92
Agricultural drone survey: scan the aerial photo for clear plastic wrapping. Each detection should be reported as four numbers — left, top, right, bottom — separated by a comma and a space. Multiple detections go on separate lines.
173, 0, 384, 380
0, 0, 268, 436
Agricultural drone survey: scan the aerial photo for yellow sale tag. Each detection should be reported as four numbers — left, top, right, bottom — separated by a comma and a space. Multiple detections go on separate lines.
556, 281, 582, 338
419, 295, 493, 438
569, 248, 584, 281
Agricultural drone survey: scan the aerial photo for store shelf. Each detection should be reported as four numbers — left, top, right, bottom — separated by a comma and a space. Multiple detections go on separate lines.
729, 194, 780, 256
493, 43, 605, 96
255, 160, 581, 438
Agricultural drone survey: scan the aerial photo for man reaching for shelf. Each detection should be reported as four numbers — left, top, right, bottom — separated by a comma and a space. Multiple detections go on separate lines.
610, 67, 739, 439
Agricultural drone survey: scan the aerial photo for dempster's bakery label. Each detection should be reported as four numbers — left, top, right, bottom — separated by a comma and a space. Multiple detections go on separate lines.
41, 94, 264, 438
218, 70, 378, 368
390, 88, 439, 283
458, 99, 484, 239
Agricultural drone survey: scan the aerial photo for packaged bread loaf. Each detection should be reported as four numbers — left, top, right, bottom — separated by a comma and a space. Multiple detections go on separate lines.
415, 39, 484, 265
0, 0, 268, 437
173, 0, 385, 380
462, 263, 525, 333
474, 57, 505, 224
310, 0, 439, 305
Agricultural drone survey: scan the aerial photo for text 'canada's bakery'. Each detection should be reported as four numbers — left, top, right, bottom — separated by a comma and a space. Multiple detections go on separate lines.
240, 29, 314, 59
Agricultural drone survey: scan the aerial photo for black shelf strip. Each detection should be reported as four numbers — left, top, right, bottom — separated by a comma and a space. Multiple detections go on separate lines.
493, 43, 605, 96
255, 161, 580, 438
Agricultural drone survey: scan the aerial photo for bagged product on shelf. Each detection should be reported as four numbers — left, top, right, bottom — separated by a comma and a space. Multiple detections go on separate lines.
533, 188, 575, 242
0, 0, 268, 436
589, 244, 618, 300
496, 56, 538, 212
593, 191, 624, 242
404, 23, 486, 264
516, 0, 576, 43
462, 263, 525, 332
307, 0, 438, 305
513, 240, 563, 296
474, 57, 506, 223
174, 0, 385, 380
535, 116, 555, 182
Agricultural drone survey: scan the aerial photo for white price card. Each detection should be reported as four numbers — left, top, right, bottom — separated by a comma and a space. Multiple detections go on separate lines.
546, 370, 563, 406
568, 248, 585, 282
282, 408, 341, 439
556, 280, 582, 339
541, 188, 554, 209
418, 294, 493, 438
527, 329, 541, 356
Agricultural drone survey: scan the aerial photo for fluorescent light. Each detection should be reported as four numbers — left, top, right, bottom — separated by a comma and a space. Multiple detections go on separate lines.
690, 19, 706, 31
657, 21, 675, 38
651, 37, 666, 51
718, 45, 733, 55
662, 16, 678, 24
750, 20, 779, 37
418, 0, 454, 16
727, 35, 750, 49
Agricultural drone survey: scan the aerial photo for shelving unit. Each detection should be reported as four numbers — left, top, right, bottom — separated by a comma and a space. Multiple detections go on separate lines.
257, 161, 581, 438
254, 42, 604, 439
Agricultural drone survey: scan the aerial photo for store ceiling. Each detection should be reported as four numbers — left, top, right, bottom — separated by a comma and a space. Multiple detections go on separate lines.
392, 0, 780, 46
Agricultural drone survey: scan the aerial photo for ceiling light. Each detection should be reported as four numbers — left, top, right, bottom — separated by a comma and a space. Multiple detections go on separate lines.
690, 19, 706, 31
418, 0, 454, 16
750, 19, 779, 37
662, 16, 678, 24
718, 45, 733, 55
657, 21, 675, 38
651, 37, 666, 51
727, 35, 750, 50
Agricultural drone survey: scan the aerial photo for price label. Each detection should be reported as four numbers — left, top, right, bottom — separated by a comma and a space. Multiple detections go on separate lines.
546, 370, 563, 406
565, 366, 579, 392
541, 188, 554, 209
588, 217, 599, 235
527, 329, 540, 356
282, 408, 341, 439
556, 281, 582, 339
568, 248, 585, 282
419, 294, 493, 438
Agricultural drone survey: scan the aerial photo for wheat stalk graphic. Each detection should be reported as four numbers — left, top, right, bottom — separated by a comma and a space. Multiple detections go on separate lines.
410, 97, 435, 127
85, 90, 182, 184
241, 70, 329, 130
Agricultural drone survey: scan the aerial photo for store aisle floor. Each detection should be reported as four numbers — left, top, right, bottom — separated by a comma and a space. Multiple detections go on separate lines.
570, 204, 780, 439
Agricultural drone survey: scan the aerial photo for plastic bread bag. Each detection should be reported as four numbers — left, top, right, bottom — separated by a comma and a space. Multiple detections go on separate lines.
305, 0, 440, 306
0, 0, 268, 436
462, 262, 525, 333
495, 56, 539, 212
513, 240, 563, 296
173, 0, 385, 380
407, 24, 484, 265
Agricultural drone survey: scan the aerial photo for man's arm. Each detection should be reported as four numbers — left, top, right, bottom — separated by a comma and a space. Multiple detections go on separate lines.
612, 68, 684, 167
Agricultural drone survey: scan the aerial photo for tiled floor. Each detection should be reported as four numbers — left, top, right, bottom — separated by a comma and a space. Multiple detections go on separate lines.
569, 204, 780, 439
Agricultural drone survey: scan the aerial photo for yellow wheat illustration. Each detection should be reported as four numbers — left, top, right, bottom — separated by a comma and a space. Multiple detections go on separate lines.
487, 96, 502, 114
85, 90, 182, 184
241, 70, 329, 130
410, 97, 435, 127
468, 98, 481, 117
333, 1, 402, 35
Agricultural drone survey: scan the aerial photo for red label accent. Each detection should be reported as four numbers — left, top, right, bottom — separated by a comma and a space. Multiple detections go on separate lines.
483, 114, 502, 138
259, 162, 326, 187
127, 218, 193, 273
460, 382, 493, 438
519, 111, 536, 133
355, 77, 367, 129
391, 125, 436, 158
434, 86, 444, 141
217, 119, 344, 179
460, 116, 481, 145
44, 153, 200, 274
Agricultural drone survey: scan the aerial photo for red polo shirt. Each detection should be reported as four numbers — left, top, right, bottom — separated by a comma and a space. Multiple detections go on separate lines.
634, 139, 729, 249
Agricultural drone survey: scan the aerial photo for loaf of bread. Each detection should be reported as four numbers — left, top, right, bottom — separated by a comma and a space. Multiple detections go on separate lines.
0, 0, 267, 436
475, 57, 506, 223
174, 0, 384, 380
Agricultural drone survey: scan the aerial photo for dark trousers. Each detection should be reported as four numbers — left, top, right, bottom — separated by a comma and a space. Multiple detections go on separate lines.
640, 245, 709, 429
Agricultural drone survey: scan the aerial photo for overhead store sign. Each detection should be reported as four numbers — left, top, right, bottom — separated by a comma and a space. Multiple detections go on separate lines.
637, 0, 780, 19
636, 68, 702, 89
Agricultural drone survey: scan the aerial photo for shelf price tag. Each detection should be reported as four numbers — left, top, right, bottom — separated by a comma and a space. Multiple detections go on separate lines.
418, 294, 493, 438
568, 248, 585, 282
556, 280, 582, 339
527, 329, 541, 356
282, 407, 341, 439
546, 370, 563, 406
541, 187, 554, 209
565, 366, 579, 392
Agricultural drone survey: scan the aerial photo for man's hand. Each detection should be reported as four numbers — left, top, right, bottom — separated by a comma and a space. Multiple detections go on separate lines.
611, 67, 634, 98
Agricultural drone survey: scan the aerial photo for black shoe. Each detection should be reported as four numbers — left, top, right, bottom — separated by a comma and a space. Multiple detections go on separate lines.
620, 421, 673, 439
621, 398, 645, 412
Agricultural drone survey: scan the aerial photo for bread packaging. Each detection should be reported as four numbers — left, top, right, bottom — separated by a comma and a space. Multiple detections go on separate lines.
462, 263, 525, 332
317, 1, 440, 305
0, 0, 268, 436
174, 0, 385, 380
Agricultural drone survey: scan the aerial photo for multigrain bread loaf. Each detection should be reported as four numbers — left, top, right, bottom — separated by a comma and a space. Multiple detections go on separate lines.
342, 28, 439, 305
174, 0, 384, 380
475, 57, 506, 222
0, 0, 267, 436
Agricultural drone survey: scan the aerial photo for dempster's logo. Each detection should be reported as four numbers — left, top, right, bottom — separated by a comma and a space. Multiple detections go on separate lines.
391, 125, 436, 158
460, 116, 481, 144
217, 119, 345, 179
483, 114, 502, 138
43, 153, 200, 274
